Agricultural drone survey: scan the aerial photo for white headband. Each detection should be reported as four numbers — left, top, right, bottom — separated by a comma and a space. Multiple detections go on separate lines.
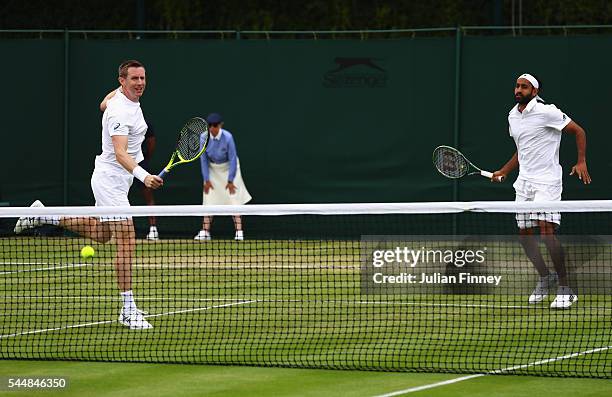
518, 73, 539, 89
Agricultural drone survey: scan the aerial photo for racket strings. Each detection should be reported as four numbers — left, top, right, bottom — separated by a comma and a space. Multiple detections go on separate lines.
434, 148, 469, 178
177, 119, 208, 160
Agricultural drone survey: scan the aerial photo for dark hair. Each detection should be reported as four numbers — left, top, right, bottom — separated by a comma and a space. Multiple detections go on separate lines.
118, 60, 144, 78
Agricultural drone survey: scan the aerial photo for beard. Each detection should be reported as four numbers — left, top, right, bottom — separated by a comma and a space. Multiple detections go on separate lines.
515, 93, 535, 104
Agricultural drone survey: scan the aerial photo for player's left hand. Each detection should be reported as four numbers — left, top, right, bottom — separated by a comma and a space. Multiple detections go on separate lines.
226, 182, 236, 194
570, 161, 591, 184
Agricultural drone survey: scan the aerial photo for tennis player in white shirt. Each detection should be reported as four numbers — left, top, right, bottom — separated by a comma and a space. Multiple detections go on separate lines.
492, 73, 591, 309
15, 60, 163, 329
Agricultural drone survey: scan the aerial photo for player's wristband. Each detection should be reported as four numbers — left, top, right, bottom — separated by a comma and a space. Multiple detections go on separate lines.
132, 166, 150, 183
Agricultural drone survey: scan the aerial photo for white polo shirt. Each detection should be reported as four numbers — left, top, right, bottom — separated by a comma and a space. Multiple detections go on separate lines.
94, 89, 148, 174
508, 97, 571, 185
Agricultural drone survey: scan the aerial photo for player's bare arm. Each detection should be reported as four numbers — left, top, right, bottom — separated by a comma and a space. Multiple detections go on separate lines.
99, 87, 121, 112
563, 121, 591, 184
145, 135, 156, 160
111, 135, 163, 189
492, 152, 518, 183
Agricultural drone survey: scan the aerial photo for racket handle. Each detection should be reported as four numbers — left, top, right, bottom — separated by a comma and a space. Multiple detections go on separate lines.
481, 170, 504, 182
158, 169, 169, 179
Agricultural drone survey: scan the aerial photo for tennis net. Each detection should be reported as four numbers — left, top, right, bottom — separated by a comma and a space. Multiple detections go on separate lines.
0, 201, 610, 378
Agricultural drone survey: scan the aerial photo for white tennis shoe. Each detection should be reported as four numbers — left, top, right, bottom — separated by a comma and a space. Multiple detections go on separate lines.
528, 273, 558, 304
194, 230, 211, 241
119, 308, 153, 330
14, 200, 45, 234
234, 230, 244, 241
550, 287, 578, 309
146, 226, 159, 241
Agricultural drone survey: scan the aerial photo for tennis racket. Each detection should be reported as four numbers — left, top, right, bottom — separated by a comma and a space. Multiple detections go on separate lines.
432, 145, 504, 181
158, 117, 209, 179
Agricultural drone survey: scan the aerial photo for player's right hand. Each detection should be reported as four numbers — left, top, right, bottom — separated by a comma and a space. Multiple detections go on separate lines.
145, 175, 164, 189
491, 171, 506, 183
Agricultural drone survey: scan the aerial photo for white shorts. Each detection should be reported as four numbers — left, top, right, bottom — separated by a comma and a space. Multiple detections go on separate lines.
91, 169, 133, 222
513, 178, 562, 229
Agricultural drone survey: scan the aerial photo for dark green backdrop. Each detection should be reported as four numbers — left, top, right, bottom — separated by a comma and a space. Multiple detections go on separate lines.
2, 35, 610, 207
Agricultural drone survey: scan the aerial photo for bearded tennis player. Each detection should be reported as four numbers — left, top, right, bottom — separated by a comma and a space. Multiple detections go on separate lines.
492, 73, 591, 309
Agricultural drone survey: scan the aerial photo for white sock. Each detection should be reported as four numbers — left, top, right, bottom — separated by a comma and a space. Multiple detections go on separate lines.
235, 230, 243, 237
44, 216, 60, 226
121, 290, 137, 314
149, 226, 157, 232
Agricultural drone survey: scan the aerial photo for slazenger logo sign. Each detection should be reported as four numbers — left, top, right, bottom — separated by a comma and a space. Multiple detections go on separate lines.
323, 57, 387, 88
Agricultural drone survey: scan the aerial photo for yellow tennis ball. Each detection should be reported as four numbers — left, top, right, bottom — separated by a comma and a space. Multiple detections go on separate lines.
81, 245, 95, 259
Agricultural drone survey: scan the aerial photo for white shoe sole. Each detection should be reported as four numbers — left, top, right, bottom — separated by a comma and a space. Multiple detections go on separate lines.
127, 322, 153, 330
14, 200, 44, 234
119, 310, 153, 329
528, 294, 548, 304
550, 295, 578, 309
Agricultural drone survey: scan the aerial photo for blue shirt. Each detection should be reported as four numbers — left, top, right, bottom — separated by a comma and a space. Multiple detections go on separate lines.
200, 129, 238, 182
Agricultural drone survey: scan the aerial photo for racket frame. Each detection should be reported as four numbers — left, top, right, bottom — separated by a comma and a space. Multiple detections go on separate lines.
432, 145, 502, 181
158, 117, 209, 178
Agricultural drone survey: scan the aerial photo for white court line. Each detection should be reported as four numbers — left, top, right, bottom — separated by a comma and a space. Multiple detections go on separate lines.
372, 345, 612, 397
373, 374, 486, 397
0, 296, 535, 309
144, 300, 258, 319
0, 300, 257, 339
2, 296, 253, 302
0, 263, 92, 275
3, 296, 611, 312
352, 300, 532, 310
488, 345, 612, 374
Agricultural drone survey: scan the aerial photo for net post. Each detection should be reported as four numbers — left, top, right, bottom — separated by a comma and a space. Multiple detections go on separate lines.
62, 29, 70, 206
452, 26, 462, 234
